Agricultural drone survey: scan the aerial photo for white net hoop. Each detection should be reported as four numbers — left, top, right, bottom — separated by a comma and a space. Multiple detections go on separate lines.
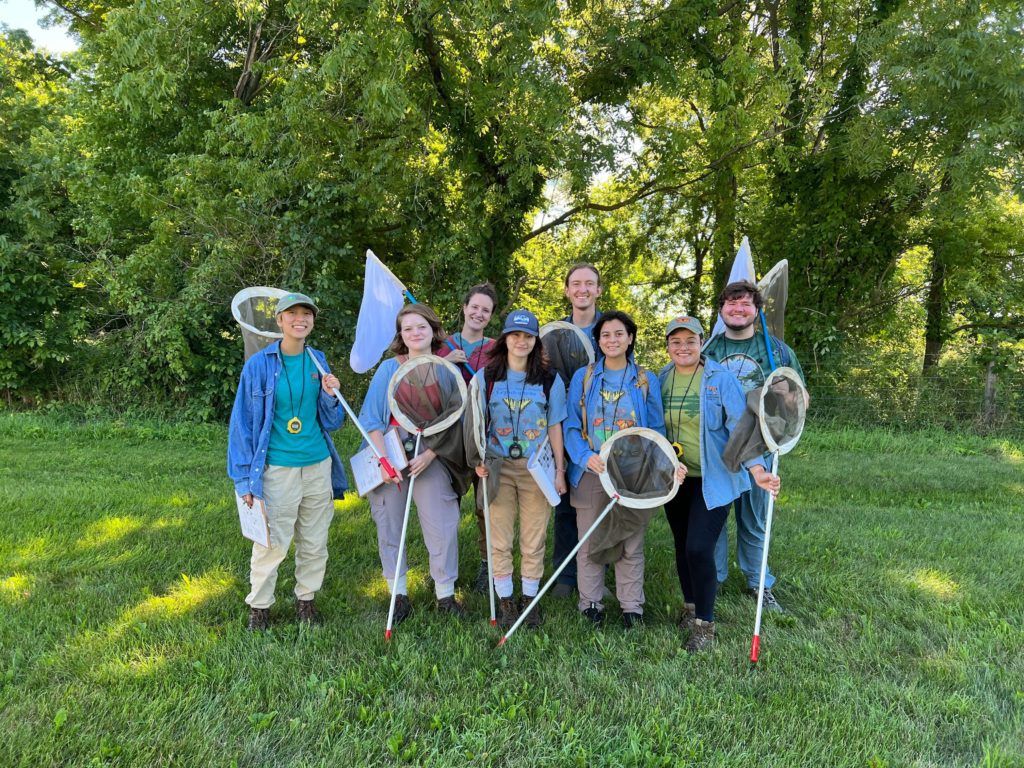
598, 426, 680, 509
757, 366, 807, 455
231, 286, 288, 337
468, 374, 487, 459
540, 321, 595, 384
387, 355, 468, 437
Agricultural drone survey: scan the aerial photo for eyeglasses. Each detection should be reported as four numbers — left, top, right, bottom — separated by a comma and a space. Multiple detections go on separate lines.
668, 340, 701, 350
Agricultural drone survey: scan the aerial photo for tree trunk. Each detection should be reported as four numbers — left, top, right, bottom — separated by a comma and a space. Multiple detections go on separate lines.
922, 249, 946, 370
981, 359, 997, 427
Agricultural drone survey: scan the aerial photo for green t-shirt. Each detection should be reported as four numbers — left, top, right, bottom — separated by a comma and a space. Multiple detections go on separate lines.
662, 367, 703, 477
266, 351, 330, 468
703, 332, 805, 394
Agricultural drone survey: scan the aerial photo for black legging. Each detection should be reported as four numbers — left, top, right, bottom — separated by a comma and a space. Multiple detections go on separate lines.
663, 476, 730, 622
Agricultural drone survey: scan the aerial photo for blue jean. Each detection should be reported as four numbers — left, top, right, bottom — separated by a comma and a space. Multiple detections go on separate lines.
552, 491, 578, 586
715, 485, 776, 590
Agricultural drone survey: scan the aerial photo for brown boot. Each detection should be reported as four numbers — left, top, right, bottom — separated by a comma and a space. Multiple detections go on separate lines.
678, 602, 696, 634
247, 607, 270, 632
296, 598, 321, 626
497, 597, 520, 629
685, 618, 715, 653
518, 596, 542, 629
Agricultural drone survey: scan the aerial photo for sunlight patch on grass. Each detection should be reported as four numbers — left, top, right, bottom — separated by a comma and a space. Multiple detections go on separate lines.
358, 569, 428, 601
151, 516, 186, 530
167, 493, 194, 507
122, 570, 234, 623
95, 649, 170, 681
335, 494, 367, 514
907, 568, 961, 600
77, 516, 144, 549
0, 573, 32, 602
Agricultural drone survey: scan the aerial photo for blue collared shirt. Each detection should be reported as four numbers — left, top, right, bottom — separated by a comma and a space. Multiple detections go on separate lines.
227, 341, 348, 500
657, 358, 766, 509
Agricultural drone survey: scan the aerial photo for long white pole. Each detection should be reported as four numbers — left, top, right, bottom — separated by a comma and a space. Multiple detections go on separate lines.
750, 450, 780, 663
482, 476, 496, 625
500, 492, 619, 646
385, 431, 421, 640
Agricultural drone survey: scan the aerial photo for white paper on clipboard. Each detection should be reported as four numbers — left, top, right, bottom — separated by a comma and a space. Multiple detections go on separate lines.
527, 434, 561, 506
350, 427, 410, 497
236, 495, 271, 547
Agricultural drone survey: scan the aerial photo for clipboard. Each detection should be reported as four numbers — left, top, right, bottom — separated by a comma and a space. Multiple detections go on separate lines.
527, 434, 561, 506
350, 427, 410, 497
236, 495, 271, 547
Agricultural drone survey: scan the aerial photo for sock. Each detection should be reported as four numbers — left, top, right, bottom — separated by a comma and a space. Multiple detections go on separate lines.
521, 577, 540, 598
386, 573, 408, 595
494, 574, 514, 599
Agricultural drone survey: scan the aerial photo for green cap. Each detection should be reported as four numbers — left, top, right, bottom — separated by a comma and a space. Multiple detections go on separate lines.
665, 315, 703, 338
275, 292, 319, 316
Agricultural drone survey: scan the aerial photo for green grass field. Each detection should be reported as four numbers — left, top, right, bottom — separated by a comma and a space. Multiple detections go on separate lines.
1, 412, 1022, 767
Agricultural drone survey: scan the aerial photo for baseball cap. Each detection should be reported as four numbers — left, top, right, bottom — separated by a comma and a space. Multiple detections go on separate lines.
275, 292, 319, 316
665, 315, 703, 338
502, 309, 540, 337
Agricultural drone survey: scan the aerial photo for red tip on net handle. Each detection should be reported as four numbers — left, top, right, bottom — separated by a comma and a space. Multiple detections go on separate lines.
750, 634, 760, 663
385, 629, 393, 641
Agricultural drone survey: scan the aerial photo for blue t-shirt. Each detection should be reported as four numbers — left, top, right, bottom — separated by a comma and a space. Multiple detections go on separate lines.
484, 370, 567, 459
266, 351, 330, 467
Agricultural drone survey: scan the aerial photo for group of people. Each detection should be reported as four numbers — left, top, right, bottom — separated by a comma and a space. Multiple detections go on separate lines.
227, 263, 805, 653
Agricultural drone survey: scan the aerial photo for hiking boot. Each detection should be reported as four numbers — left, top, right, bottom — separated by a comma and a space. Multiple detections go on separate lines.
622, 612, 644, 630
748, 587, 784, 614
551, 582, 575, 599
296, 598, 321, 626
436, 595, 466, 619
678, 602, 696, 634
685, 619, 715, 653
472, 560, 490, 594
581, 602, 605, 626
518, 596, 542, 629
497, 597, 520, 629
247, 607, 270, 632
393, 594, 412, 626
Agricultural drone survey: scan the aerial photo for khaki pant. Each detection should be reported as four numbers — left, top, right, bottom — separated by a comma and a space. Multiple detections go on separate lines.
571, 472, 646, 614
488, 458, 552, 580
246, 457, 334, 609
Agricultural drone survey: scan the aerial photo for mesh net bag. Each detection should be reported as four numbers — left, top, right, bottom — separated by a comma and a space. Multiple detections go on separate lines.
231, 287, 288, 360
598, 427, 680, 508
757, 260, 789, 343
758, 367, 807, 455
539, 321, 595, 388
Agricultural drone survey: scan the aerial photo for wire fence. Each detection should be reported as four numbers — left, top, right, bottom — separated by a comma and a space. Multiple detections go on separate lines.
805, 369, 1024, 440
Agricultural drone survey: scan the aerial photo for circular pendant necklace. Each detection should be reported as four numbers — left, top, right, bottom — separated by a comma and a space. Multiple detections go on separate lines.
506, 373, 529, 459
669, 365, 700, 459
283, 350, 307, 434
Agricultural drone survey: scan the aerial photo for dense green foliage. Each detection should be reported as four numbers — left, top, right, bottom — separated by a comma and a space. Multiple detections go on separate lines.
0, 413, 1022, 766
1, 1, 1022, 419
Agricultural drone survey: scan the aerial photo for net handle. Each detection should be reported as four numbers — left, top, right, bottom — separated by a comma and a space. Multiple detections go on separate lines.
387, 354, 468, 436
597, 426, 681, 509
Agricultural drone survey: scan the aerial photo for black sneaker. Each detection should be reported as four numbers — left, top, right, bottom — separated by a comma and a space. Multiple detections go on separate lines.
436, 595, 466, 619
622, 612, 644, 630
748, 587, 784, 614
247, 607, 269, 632
472, 560, 490, 594
518, 596, 542, 629
497, 597, 520, 629
296, 598, 321, 626
393, 594, 412, 626
581, 602, 605, 626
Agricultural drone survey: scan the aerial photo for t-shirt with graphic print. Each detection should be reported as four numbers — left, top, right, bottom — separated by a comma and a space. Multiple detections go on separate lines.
588, 367, 638, 452
661, 367, 703, 476
485, 370, 568, 459
703, 332, 805, 395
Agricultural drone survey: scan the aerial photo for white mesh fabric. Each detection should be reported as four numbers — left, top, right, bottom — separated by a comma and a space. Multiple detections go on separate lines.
387, 355, 468, 437
539, 321, 595, 388
598, 427, 680, 508
758, 367, 807, 455
231, 287, 287, 360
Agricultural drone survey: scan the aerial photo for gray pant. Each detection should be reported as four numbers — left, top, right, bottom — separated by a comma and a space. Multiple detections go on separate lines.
571, 472, 646, 614
368, 458, 460, 599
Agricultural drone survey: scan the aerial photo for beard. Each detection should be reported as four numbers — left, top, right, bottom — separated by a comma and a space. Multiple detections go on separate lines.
724, 316, 756, 332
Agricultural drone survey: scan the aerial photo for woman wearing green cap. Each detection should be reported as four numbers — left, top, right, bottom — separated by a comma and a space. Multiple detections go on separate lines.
228, 292, 348, 631
658, 315, 779, 652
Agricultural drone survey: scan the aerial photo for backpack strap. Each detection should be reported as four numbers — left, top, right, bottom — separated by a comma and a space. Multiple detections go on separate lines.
579, 363, 596, 447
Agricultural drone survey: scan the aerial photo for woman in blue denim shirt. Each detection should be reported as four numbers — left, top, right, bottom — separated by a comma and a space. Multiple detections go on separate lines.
659, 315, 779, 653
227, 293, 347, 632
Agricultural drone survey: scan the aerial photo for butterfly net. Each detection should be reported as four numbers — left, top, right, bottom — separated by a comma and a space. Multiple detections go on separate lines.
540, 321, 595, 388
758, 367, 807, 455
231, 287, 288, 360
758, 260, 789, 343
463, 373, 487, 467
598, 427, 680, 509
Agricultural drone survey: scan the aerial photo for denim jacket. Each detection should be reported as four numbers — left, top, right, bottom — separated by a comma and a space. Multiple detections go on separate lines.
657, 358, 766, 509
564, 357, 666, 488
227, 342, 348, 500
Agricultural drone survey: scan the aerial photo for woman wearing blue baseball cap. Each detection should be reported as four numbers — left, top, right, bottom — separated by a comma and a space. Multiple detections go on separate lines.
475, 309, 568, 629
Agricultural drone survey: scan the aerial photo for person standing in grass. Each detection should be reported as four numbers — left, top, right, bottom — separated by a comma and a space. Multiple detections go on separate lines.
703, 280, 805, 613
474, 309, 568, 629
551, 263, 604, 599
359, 304, 466, 624
228, 292, 348, 632
438, 282, 498, 594
563, 310, 671, 629
660, 315, 780, 652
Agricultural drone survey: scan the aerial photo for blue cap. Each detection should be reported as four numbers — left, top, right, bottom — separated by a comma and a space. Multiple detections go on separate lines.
502, 309, 540, 337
